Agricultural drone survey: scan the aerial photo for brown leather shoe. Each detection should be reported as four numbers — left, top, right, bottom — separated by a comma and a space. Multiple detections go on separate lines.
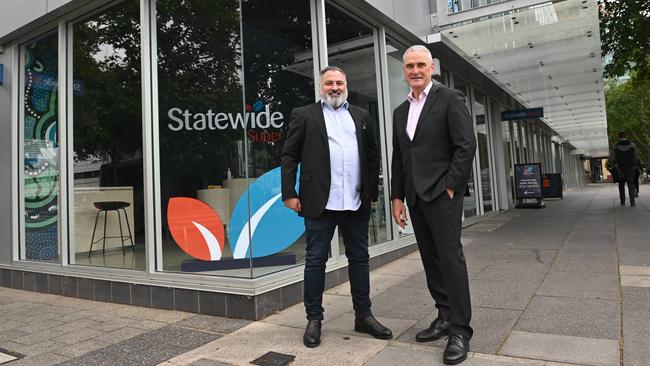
416, 318, 451, 342
303, 320, 321, 348
354, 314, 393, 339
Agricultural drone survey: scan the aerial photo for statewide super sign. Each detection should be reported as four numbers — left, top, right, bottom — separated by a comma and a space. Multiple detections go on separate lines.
501, 108, 544, 120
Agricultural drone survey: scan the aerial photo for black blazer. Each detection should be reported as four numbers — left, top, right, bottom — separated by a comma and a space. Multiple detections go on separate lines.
281, 102, 380, 219
390, 84, 476, 205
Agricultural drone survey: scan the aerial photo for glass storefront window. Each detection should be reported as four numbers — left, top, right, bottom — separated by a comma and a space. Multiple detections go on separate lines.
386, 39, 414, 237
242, 0, 314, 277
325, 3, 392, 252
70, 0, 145, 270
21, 32, 61, 262
473, 89, 493, 213
453, 76, 477, 219
157, 0, 314, 277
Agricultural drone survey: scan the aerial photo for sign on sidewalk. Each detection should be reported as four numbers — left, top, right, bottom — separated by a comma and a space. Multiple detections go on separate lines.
542, 173, 563, 199
514, 163, 544, 208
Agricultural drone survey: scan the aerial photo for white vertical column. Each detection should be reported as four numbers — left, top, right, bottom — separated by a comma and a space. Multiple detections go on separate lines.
141, 0, 157, 274
58, 21, 70, 265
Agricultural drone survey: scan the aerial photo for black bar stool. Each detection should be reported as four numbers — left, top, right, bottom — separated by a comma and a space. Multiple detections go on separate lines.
89, 201, 135, 256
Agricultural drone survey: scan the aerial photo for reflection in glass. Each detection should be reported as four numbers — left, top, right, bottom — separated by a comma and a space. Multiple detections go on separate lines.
157, 0, 245, 274
502, 120, 514, 201
453, 76, 477, 219
22, 33, 60, 262
386, 39, 414, 237
325, 4, 391, 254
156, 0, 314, 277
242, 0, 314, 277
71, 0, 145, 269
474, 90, 493, 213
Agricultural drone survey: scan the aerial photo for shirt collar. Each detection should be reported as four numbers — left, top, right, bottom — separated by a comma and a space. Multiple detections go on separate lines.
321, 99, 349, 111
407, 81, 433, 103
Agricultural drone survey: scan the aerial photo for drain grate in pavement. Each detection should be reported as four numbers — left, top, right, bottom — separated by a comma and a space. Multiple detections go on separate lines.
251, 351, 296, 366
0, 348, 22, 364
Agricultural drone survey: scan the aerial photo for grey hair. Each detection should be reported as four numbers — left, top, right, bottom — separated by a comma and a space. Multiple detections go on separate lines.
319, 65, 347, 78
403, 45, 433, 63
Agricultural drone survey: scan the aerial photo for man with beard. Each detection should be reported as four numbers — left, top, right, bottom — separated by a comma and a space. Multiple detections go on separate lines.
281, 66, 391, 348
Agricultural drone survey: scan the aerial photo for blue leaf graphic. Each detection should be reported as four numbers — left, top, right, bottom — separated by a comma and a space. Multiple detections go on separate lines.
228, 166, 304, 259
252, 100, 265, 113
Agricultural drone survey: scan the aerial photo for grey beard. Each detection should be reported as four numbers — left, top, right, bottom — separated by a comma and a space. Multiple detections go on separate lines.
322, 91, 348, 109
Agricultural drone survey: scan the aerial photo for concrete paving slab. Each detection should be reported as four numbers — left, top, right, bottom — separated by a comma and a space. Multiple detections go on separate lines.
163, 322, 387, 366
620, 265, 650, 276
470, 307, 522, 354
366, 344, 576, 366
621, 275, 650, 288
537, 272, 619, 300
369, 286, 434, 320
501, 331, 619, 366
469, 279, 538, 310
551, 255, 618, 274
4, 352, 69, 366
261, 294, 353, 328
475, 263, 548, 283
53, 339, 107, 358
622, 286, 650, 366
325, 272, 409, 297
174, 315, 251, 334
515, 296, 619, 340
322, 312, 416, 340
372, 257, 428, 277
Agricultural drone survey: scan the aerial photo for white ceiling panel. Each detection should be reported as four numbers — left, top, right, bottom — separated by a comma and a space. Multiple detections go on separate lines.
442, 0, 608, 156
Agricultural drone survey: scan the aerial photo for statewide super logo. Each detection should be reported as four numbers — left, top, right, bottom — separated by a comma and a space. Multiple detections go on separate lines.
167, 167, 304, 262
167, 99, 285, 143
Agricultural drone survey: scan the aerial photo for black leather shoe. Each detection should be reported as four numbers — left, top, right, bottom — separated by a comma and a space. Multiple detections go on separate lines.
631, 201, 636, 207
354, 315, 393, 339
443, 334, 470, 365
303, 320, 322, 348
416, 318, 451, 342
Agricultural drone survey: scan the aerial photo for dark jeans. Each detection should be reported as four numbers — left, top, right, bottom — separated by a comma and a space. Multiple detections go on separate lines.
618, 168, 636, 203
409, 193, 473, 339
303, 208, 371, 321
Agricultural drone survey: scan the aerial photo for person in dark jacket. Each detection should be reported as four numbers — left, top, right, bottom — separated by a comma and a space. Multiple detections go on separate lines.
608, 131, 642, 206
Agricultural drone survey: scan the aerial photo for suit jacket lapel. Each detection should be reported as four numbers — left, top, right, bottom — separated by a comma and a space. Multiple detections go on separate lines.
412, 84, 440, 141
309, 102, 329, 147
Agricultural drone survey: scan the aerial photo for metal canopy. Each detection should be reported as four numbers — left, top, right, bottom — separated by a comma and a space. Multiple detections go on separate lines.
438, 0, 608, 157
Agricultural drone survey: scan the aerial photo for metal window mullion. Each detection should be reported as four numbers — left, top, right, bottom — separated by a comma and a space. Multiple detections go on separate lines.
12, 42, 22, 262
66, 21, 76, 264
58, 21, 69, 266
469, 85, 483, 216
376, 27, 395, 240
372, 27, 393, 242
142, 0, 156, 274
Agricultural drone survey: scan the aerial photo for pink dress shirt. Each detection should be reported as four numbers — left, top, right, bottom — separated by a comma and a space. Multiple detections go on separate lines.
406, 81, 434, 141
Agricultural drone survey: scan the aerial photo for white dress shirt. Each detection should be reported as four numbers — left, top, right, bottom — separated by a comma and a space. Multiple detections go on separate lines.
406, 81, 434, 140
321, 100, 361, 211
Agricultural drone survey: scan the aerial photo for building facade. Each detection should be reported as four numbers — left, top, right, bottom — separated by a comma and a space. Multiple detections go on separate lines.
0, 0, 589, 319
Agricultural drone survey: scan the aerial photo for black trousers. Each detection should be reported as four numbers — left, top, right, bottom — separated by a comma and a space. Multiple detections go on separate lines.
409, 192, 473, 338
303, 208, 371, 321
618, 168, 636, 203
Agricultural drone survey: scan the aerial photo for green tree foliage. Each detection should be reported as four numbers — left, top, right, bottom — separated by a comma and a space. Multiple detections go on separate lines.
605, 74, 650, 165
599, 0, 650, 78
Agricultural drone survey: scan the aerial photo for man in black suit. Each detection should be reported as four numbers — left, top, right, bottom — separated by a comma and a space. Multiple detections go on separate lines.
390, 45, 476, 365
281, 66, 392, 348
